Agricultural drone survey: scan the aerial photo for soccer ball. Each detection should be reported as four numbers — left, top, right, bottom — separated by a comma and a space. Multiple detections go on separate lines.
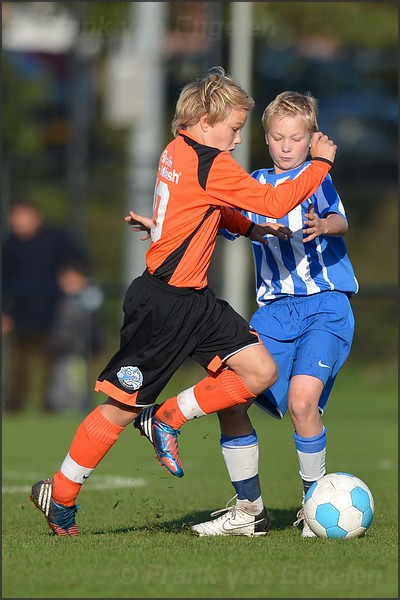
303, 472, 374, 539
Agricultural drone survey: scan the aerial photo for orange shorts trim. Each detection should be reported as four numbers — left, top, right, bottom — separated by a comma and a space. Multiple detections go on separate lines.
94, 380, 139, 407
206, 355, 223, 374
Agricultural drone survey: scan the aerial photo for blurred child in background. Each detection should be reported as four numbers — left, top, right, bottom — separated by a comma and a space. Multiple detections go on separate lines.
47, 262, 104, 413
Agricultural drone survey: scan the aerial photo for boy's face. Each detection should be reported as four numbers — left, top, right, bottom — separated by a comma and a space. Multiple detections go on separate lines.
58, 269, 87, 294
266, 115, 311, 173
204, 108, 248, 152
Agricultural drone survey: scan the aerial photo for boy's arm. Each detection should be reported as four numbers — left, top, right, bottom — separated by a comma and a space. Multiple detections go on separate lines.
219, 207, 254, 237
210, 133, 336, 218
220, 208, 292, 243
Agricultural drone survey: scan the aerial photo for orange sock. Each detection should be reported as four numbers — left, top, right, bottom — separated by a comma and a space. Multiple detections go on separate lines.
155, 370, 256, 429
53, 406, 124, 506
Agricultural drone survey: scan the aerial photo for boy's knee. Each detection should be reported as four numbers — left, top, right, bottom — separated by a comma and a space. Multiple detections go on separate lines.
289, 398, 314, 422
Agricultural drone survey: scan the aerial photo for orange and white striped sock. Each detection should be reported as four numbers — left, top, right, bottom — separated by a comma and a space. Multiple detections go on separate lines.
155, 369, 256, 430
52, 406, 124, 506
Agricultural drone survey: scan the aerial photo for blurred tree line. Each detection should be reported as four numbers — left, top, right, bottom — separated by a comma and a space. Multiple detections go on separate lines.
2, 1, 397, 365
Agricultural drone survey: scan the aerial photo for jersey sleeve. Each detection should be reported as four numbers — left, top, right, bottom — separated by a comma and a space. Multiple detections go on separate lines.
315, 175, 347, 219
219, 207, 253, 236
207, 153, 332, 218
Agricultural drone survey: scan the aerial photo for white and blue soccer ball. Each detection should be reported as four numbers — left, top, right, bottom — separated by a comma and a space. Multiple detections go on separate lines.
303, 472, 374, 539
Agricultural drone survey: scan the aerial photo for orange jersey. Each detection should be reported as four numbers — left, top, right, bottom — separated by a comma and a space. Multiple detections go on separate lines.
146, 130, 331, 289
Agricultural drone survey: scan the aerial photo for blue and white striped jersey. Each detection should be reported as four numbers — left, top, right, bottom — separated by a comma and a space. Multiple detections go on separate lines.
227, 162, 359, 305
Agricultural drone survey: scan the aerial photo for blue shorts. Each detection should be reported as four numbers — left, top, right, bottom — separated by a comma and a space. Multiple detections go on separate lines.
249, 291, 355, 419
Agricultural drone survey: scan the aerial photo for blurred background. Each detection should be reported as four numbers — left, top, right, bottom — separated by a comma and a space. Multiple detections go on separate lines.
2, 1, 397, 411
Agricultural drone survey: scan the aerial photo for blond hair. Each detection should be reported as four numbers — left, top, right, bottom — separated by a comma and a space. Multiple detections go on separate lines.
262, 91, 319, 135
171, 66, 255, 137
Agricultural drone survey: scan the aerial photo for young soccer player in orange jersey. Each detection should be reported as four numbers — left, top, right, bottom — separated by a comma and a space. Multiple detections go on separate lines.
30, 67, 335, 536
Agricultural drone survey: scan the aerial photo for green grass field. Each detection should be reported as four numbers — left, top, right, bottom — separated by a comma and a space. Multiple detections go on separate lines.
2, 360, 398, 598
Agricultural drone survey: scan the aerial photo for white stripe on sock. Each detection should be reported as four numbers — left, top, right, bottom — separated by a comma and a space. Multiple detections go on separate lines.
177, 386, 207, 421
222, 444, 259, 482
297, 448, 326, 482
61, 453, 94, 484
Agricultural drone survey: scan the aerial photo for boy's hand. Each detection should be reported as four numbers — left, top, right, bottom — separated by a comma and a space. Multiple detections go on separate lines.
124, 211, 152, 241
310, 132, 337, 164
303, 204, 348, 242
249, 222, 293, 245
302, 204, 326, 243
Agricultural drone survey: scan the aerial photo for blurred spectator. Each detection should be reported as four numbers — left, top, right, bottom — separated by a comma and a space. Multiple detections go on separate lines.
47, 261, 104, 413
2, 200, 87, 413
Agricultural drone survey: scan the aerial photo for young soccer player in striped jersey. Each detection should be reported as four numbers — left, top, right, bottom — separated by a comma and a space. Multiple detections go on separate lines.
191, 91, 358, 537
30, 69, 336, 536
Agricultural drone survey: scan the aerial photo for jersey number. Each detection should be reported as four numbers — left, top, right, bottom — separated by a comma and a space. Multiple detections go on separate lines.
151, 180, 169, 242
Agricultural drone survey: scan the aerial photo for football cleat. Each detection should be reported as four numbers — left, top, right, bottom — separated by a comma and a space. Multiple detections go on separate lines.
293, 506, 317, 538
134, 405, 184, 477
30, 479, 80, 536
192, 497, 270, 537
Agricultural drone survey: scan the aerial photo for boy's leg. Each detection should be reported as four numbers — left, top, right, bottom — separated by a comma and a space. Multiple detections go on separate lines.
289, 375, 326, 538
191, 404, 270, 536
157, 342, 276, 427
190, 332, 292, 535
30, 402, 139, 535
292, 423, 326, 539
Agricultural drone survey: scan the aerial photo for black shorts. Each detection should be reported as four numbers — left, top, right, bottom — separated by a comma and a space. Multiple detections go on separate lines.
95, 269, 260, 407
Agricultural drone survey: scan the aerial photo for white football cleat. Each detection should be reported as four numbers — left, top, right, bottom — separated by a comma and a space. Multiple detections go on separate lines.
192, 497, 270, 537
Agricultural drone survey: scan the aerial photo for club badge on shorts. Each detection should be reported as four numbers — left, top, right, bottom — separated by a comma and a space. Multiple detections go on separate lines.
117, 366, 143, 390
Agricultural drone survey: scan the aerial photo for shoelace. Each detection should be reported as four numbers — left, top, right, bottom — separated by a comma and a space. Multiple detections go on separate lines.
210, 494, 238, 519
293, 507, 305, 527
